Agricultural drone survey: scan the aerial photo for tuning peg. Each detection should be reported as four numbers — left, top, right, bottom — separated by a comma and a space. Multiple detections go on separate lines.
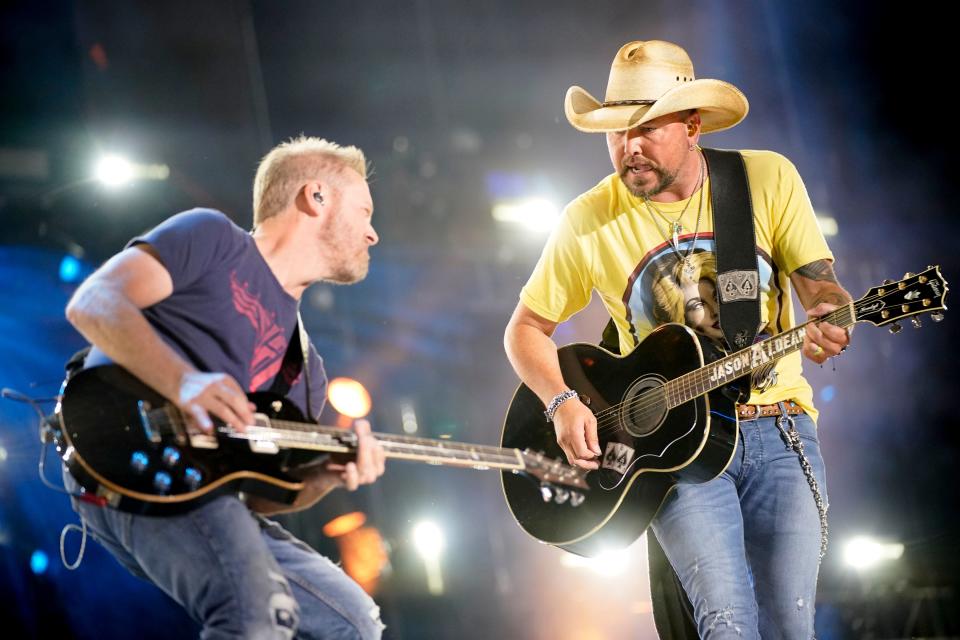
553, 488, 570, 504
539, 484, 554, 503
570, 492, 585, 507
889, 322, 902, 334
911, 317, 922, 329
904, 272, 915, 278
931, 312, 945, 323
882, 279, 894, 285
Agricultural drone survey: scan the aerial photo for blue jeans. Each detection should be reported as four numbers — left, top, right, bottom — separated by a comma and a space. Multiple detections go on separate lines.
64, 472, 384, 640
650, 411, 827, 639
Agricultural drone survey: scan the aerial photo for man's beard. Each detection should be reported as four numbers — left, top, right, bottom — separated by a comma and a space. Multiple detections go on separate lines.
620, 162, 678, 199
326, 255, 369, 285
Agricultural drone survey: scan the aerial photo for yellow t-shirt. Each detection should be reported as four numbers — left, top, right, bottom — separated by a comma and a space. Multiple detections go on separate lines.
520, 149, 833, 421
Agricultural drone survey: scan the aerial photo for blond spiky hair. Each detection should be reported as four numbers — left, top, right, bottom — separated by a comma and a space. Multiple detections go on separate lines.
252, 135, 368, 225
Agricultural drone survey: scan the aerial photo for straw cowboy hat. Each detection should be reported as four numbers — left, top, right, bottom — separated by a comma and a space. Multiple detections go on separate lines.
565, 40, 749, 134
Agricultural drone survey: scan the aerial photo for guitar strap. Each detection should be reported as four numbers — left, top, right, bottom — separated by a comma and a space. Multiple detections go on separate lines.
701, 147, 762, 350
266, 311, 315, 422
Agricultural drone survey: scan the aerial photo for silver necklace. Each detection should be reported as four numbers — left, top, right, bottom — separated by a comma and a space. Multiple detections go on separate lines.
643, 151, 706, 278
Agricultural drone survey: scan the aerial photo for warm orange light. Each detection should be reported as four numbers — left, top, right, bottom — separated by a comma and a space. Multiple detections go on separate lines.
322, 511, 367, 538
338, 526, 389, 595
327, 377, 372, 418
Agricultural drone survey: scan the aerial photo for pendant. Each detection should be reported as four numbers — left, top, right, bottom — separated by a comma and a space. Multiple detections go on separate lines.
672, 222, 683, 236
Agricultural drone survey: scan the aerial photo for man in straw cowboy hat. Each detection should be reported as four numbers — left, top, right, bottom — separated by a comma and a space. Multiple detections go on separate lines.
504, 40, 851, 637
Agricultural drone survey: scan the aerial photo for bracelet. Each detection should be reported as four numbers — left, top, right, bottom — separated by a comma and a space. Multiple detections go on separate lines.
544, 389, 579, 422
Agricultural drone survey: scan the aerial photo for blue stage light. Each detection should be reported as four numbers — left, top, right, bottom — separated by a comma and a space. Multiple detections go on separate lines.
820, 385, 836, 403
30, 549, 49, 575
59, 255, 82, 283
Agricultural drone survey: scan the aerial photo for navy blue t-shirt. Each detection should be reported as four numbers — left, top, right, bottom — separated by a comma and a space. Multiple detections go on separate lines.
85, 209, 327, 419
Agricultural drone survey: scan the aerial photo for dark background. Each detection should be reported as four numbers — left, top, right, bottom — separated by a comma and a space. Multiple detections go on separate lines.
1, 1, 957, 638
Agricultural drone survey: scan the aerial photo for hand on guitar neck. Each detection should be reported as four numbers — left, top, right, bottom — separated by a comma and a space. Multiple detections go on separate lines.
801, 301, 851, 365
246, 419, 386, 515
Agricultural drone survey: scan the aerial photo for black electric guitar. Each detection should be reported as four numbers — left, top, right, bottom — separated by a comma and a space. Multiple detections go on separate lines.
501, 267, 948, 557
55, 366, 588, 515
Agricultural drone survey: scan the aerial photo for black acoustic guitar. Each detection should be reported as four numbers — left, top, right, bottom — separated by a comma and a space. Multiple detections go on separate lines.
56, 366, 588, 515
501, 267, 948, 557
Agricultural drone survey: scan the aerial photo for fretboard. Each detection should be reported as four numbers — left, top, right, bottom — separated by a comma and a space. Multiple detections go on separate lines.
234, 420, 526, 471
663, 302, 856, 408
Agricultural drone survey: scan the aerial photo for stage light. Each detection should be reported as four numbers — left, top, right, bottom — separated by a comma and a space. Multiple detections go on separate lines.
413, 520, 446, 595
400, 401, 418, 434
560, 547, 632, 577
30, 550, 49, 575
327, 377, 372, 418
815, 214, 838, 237
413, 521, 445, 558
59, 255, 82, 283
95, 154, 135, 187
492, 197, 561, 233
322, 511, 367, 538
820, 385, 836, 403
843, 535, 904, 570
0, 444, 7, 463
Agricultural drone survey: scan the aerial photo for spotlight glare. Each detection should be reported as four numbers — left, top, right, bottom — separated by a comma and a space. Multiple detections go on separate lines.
412, 520, 446, 559
560, 547, 632, 576
843, 536, 904, 570
492, 197, 560, 233
327, 377, 372, 418
95, 154, 135, 187
815, 214, 839, 237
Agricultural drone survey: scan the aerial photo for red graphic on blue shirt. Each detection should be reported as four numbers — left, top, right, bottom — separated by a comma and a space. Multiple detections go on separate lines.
230, 271, 288, 391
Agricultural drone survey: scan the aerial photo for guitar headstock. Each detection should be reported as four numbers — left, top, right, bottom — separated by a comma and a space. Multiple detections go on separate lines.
854, 266, 948, 330
519, 449, 590, 491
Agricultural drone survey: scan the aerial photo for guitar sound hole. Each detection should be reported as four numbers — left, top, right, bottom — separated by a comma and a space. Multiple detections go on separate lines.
620, 376, 667, 437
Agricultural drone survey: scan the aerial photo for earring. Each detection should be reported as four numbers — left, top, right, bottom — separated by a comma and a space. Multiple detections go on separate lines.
313, 192, 324, 205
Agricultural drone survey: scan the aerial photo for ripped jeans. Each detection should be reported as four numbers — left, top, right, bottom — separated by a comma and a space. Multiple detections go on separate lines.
65, 471, 384, 640
650, 411, 827, 639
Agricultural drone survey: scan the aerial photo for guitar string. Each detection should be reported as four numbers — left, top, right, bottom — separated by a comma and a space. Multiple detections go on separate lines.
589, 304, 857, 435
592, 283, 933, 435
589, 302, 856, 430
583, 287, 913, 437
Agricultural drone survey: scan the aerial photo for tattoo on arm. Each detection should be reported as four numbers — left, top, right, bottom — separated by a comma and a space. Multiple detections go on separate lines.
814, 291, 848, 308
794, 259, 839, 284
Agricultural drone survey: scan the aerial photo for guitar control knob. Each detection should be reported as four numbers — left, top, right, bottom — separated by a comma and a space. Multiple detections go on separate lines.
553, 488, 570, 504
911, 317, 922, 329
153, 471, 172, 494
539, 484, 554, 503
130, 451, 149, 474
570, 492, 585, 507
162, 446, 181, 467
183, 467, 203, 490
931, 312, 945, 322
889, 322, 902, 334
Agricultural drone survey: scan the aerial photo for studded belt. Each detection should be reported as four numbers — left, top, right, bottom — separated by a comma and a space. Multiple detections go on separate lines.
736, 400, 805, 420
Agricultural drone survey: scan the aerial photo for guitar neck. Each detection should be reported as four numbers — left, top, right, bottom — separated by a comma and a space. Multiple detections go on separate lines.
667, 302, 856, 407
235, 419, 526, 471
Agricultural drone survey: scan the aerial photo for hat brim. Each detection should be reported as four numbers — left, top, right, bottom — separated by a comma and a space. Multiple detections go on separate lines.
565, 79, 749, 134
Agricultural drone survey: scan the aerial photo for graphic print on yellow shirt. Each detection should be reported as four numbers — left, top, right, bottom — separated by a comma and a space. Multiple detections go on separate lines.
520, 150, 833, 420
